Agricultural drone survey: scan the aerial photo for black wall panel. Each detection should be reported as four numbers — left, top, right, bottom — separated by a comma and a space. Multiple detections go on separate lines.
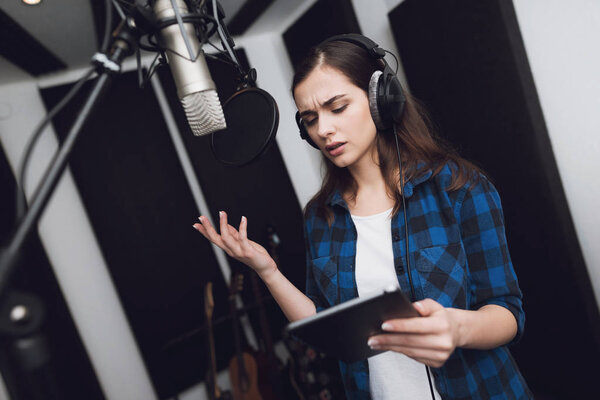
283, 0, 361, 70
389, 0, 600, 397
40, 71, 231, 398
226, 0, 275, 36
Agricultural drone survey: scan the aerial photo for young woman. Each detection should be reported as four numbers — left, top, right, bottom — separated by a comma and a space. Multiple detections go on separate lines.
193, 34, 532, 400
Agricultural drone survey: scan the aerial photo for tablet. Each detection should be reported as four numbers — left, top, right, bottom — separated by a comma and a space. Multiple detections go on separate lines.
284, 287, 419, 363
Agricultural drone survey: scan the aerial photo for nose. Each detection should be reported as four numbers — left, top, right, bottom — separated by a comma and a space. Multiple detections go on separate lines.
315, 113, 335, 141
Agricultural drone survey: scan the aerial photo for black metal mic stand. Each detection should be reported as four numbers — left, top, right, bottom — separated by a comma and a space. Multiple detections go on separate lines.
0, 20, 138, 400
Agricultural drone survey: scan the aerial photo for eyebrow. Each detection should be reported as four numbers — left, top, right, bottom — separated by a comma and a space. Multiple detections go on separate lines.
299, 94, 347, 117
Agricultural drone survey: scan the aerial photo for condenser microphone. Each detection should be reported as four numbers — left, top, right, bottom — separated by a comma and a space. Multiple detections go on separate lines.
153, 0, 226, 136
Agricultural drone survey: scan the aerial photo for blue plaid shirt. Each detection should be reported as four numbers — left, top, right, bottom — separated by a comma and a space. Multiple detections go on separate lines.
303, 163, 532, 399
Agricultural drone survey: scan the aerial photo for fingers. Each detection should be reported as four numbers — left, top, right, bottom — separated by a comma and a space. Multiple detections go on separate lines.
368, 335, 454, 368
238, 216, 253, 253
374, 344, 448, 368
381, 299, 447, 334
369, 333, 454, 354
218, 211, 241, 254
239, 215, 248, 242
194, 212, 248, 255
227, 224, 240, 240
413, 299, 444, 317
194, 216, 226, 249
381, 317, 445, 335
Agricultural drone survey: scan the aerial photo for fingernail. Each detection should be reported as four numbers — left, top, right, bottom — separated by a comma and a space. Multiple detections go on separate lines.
219, 211, 224, 217
241, 216, 246, 222
414, 301, 423, 310
367, 339, 378, 347
198, 216, 203, 222
381, 322, 392, 330
193, 224, 198, 230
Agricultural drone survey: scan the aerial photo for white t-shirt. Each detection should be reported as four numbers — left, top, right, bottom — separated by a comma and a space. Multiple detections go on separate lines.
351, 208, 442, 400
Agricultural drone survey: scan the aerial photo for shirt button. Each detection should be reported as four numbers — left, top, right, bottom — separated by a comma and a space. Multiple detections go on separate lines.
395, 264, 404, 273
392, 232, 401, 241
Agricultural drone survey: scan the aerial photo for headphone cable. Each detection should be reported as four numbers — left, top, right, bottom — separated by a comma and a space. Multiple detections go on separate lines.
394, 130, 436, 400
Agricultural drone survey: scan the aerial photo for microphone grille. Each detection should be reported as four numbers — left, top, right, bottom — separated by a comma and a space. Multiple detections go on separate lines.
181, 90, 226, 136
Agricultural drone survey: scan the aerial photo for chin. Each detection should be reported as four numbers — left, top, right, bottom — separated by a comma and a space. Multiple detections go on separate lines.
326, 154, 354, 168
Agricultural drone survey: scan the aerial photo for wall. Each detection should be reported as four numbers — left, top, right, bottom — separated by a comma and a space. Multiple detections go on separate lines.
511, 0, 600, 304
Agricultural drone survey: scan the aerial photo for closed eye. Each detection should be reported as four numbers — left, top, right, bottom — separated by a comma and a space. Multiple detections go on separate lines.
304, 105, 348, 126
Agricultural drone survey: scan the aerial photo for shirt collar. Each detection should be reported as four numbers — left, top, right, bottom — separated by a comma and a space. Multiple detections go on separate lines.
403, 168, 433, 198
326, 166, 434, 208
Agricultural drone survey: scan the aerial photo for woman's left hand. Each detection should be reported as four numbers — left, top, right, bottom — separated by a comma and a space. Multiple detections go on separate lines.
367, 298, 461, 368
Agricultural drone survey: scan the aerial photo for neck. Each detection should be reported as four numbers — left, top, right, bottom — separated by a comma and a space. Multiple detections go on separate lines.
347, 143, 385, 189
348, 160, 385, 193
345, 147, 393, 212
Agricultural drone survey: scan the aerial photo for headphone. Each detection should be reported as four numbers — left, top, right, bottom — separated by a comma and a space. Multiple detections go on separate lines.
295, 34, 406, 149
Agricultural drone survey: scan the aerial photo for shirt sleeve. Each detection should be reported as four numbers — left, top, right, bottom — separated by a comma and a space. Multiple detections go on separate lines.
457, 176, 525, 343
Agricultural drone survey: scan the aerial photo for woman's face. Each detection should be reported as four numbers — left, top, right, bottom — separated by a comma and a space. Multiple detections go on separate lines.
294, 65, 378, 169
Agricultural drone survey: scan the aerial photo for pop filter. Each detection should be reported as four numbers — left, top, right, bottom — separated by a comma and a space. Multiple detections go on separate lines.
210, 87, 279, 166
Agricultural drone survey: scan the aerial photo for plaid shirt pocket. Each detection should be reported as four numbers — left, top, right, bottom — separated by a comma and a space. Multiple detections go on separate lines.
310, 256, 338, 308
415, 243, 468, 309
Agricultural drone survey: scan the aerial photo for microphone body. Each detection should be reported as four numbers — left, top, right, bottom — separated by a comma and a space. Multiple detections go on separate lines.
153, 0, 226, 136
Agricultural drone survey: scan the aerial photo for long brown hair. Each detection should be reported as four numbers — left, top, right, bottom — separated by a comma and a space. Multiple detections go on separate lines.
292, 40, 482, 220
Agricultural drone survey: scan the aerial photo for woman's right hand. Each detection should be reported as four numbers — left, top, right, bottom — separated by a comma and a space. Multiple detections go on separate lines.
193, 211, 278, 279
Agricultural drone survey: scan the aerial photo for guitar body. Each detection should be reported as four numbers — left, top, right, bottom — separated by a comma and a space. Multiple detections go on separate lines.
227, 273, 263, 400
228, 352, 262, 400
252, 350, 278, 400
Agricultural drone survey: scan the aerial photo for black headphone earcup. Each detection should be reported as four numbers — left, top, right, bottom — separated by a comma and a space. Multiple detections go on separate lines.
302, 127, 319, 149
374, 70, 406, 132
386, 75, 406, 125
296, 112, 319, 149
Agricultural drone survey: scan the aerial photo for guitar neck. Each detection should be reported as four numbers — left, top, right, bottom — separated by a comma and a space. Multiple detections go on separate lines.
204, 283, 221, 400
229, 294, 248, 380
250, 272, 276, 357
206, 320, 218, 381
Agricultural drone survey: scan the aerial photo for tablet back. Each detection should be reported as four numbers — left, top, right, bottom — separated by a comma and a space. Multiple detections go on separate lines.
285, 288, 418, 363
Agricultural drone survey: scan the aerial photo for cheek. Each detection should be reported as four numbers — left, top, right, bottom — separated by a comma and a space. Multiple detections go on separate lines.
355, 109, 377, 141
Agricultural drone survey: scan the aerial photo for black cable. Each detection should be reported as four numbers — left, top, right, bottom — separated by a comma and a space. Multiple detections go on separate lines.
15, 67, 96, 221
206, 39, 232, 56
394, 130, 436, 400
205, 51, 238, 68
385, 49, 399, 75
426, 366, 436, 399
138, 52, 162, 89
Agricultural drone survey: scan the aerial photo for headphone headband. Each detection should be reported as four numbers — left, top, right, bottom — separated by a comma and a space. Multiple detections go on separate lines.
318, 34, 386, 60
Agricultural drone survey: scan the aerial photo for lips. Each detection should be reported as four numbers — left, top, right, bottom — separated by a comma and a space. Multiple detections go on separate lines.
325, 141, 346, 156
325, 142, 346, 151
